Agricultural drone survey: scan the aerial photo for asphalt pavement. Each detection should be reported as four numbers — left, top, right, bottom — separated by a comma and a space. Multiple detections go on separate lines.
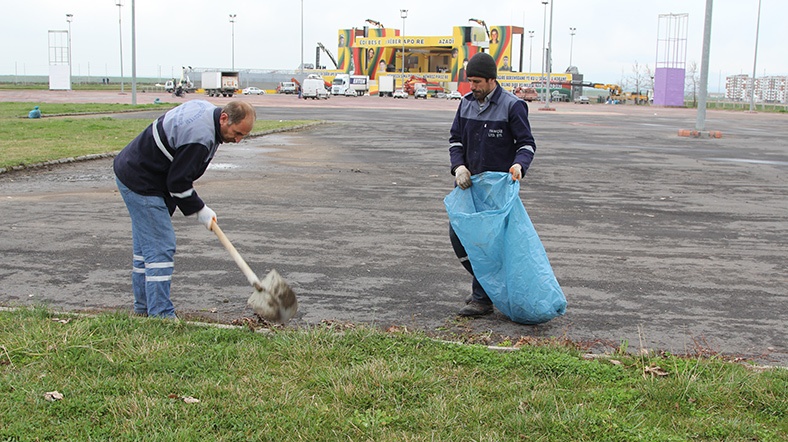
1, 91, 786, 366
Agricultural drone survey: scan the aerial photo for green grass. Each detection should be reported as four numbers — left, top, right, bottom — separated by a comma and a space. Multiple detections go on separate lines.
0, 102, 314, 169
0, 307, 785, 441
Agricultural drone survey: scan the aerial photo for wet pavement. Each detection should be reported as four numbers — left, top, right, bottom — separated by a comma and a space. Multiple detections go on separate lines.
1, 91, 786, 365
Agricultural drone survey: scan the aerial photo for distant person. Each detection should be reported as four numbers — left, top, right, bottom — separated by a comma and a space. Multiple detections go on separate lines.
448, 52, 537, 317
28, 106, 41, 119
113, 100, 256, 319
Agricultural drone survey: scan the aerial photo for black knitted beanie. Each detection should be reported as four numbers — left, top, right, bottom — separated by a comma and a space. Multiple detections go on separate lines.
465, 52, 497, 79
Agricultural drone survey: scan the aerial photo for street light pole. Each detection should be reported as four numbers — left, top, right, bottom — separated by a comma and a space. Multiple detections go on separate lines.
131, 0, 137, 104
543, 0, 554, 110
66, 13, 73, 86
569, 27, 576, 67
300, 0, 304, 75
528, 30, 534, 72
229, 14, 236, 71
540, 1, 547, 103
748, 0, 762, 112
116, 1, 124, 93
400, 9, 408, 90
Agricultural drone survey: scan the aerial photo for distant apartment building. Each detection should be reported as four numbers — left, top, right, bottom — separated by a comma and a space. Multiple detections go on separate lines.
758, 76, 787, 103
726, 74, 787, 103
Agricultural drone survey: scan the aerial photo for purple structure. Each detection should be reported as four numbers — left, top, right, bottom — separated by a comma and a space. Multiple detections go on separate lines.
654, 13, 688, 106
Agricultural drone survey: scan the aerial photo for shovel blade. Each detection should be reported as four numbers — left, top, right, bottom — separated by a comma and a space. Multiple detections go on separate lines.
247, 269, 298, 323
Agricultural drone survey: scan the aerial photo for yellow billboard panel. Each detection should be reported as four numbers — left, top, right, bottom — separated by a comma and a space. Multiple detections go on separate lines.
355, 36, 455, 48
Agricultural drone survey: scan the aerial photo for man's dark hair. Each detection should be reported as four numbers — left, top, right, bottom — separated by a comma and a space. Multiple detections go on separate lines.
223, 101, 255, 125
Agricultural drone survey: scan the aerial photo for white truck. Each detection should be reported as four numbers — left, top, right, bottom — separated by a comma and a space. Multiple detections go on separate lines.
301, 74, 329, 100
331, 74, 369, 96
277, 81, 297, 94
202, 71, 239, 97
378, 75, 395, 97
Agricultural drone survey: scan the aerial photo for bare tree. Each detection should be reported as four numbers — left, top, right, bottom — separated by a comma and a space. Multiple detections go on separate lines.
643, 64, 654, 96
685, 60, 700, 108
627, 60, 651, 104
619, 67, 631, 93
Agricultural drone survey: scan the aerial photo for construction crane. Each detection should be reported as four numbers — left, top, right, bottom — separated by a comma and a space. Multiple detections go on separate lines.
568, 81, 623, 100
468, 18, 490, 40
316, 42, 338, 69
365, 19, 384, 28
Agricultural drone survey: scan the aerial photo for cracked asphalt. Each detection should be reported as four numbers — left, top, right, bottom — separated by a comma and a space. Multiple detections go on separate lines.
1, 91, 786, 366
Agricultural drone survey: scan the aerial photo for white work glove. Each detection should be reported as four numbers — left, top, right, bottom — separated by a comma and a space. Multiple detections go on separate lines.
509, 164, 523, 181
196, 205, 217, 230
454, 165, 472, 189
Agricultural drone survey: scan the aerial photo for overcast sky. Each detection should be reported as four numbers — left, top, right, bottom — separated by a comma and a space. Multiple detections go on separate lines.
1, 0, 784, 91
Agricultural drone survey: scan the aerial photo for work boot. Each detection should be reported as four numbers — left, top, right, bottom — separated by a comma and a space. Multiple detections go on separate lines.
465, 294, 473, 304
458, 300, 493, 317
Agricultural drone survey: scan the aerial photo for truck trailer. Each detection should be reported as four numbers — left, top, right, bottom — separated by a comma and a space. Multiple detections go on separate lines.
202, 71, 240, 97
378, 75, 395, 97
331, 74, 369, 96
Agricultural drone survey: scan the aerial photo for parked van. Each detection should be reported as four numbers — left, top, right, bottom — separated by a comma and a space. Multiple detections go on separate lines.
302, 74, 329, 100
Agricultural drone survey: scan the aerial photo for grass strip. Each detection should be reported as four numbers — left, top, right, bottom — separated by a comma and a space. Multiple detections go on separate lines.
0, 102, 314, 169
0, 307, 785, 441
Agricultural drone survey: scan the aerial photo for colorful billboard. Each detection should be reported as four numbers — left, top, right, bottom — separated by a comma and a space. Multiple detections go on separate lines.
329, 23, 568, 94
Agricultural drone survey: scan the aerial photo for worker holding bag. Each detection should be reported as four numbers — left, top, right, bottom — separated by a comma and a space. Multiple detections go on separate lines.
447, 52, 565, 323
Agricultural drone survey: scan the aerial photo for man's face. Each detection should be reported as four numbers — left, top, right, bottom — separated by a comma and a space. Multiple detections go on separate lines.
468, 77, 495, 101
219, 114, 255, 143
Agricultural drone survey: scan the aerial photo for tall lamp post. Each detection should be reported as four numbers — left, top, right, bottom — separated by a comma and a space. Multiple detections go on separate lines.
400, 9, 408, 90
748, 0, 762, 112
116, 1, 124, 93
528, 30, 534, 72
540, 2, 548, 103
66, 13, 73, 85
569, 27, 576, 67
300, 0, 303, 75
542, 0, 554, 110
229, 14, 236, 71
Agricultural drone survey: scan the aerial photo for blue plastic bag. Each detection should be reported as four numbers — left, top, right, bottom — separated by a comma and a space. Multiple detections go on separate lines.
444, 172, 566, 324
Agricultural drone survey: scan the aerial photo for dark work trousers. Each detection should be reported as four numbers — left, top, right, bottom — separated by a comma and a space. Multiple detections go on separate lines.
449, 225, 491, 304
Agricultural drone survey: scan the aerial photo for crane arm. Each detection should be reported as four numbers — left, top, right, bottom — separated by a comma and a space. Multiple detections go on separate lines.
468, 18, 491, 40
569, 81, 622, 97
316, 42, 338, 69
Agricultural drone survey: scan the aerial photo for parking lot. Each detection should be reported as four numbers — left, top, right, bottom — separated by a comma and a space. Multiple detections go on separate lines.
1, 90, 786, 365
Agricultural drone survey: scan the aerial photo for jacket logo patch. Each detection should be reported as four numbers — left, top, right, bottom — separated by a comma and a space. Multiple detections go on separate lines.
488, 129, 504, 138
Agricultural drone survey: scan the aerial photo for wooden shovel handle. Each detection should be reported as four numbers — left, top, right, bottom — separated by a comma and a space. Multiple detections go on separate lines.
211, 220, 263, 291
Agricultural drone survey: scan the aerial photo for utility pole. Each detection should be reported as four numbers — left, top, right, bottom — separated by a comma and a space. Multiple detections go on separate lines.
748, 0, 762, 112
569, 27, 576, 67
695, 0, 713, 130
528, 30, 534, 72
116, 1, 124, 93
401, 9, 408, 89
229, 14, 236, 71
540, 1, 547, 103
542, 0, 555, 110
66, 14, 73, 87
